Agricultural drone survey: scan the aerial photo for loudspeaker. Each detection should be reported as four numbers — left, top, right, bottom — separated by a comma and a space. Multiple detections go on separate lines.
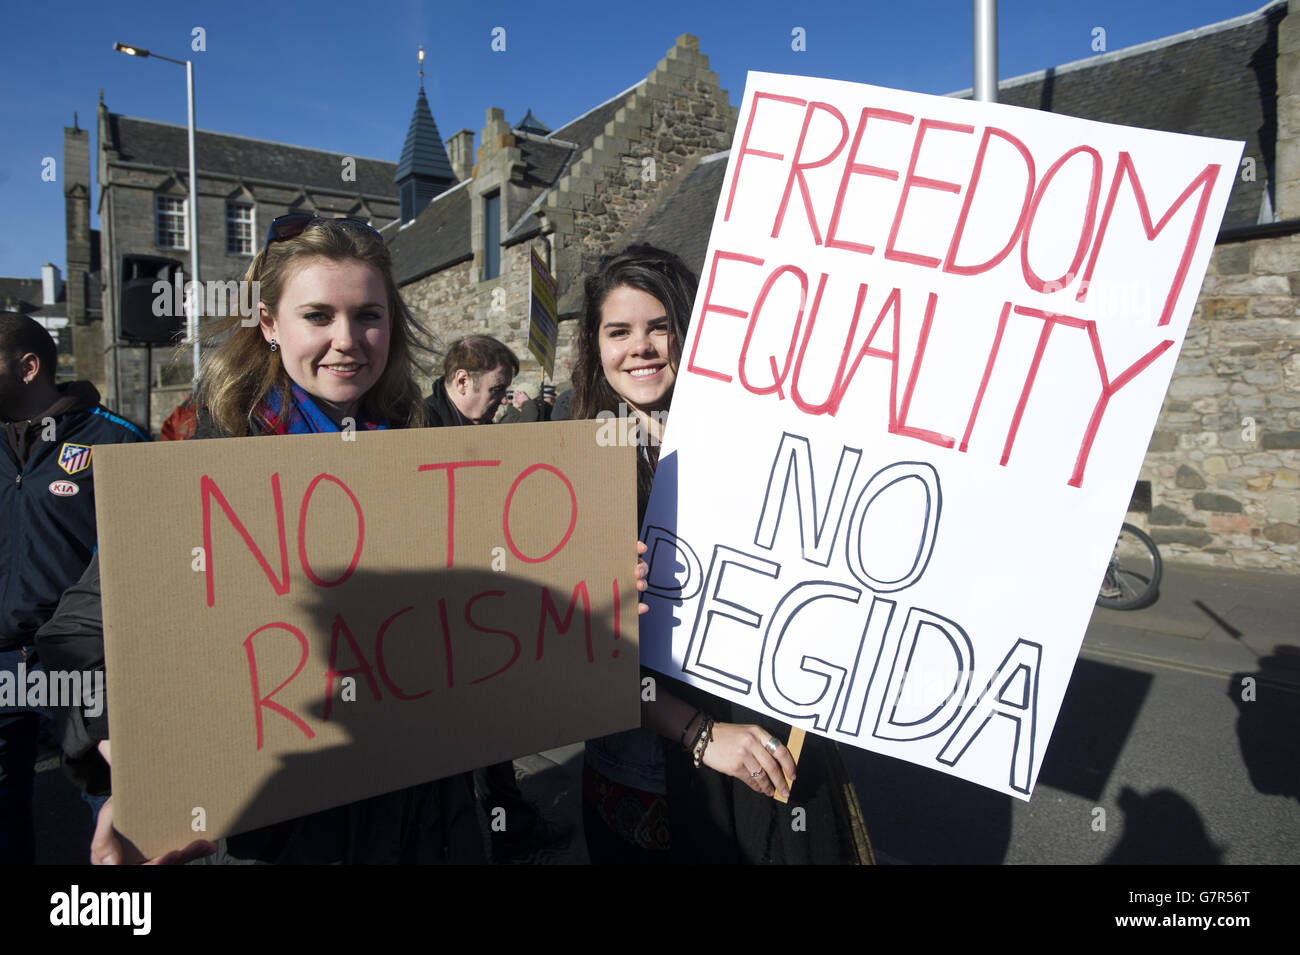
119, 254, 185, 344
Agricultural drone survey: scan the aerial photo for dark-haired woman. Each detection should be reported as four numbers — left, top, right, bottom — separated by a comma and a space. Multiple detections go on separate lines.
562, 245, 873, 864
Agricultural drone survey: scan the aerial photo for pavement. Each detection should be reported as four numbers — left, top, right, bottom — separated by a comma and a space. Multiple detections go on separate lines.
32, 560, 1299, 865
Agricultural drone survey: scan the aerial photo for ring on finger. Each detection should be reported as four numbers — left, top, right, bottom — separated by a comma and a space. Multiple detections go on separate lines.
763, 736, 780, 755
749, 769, 764, 778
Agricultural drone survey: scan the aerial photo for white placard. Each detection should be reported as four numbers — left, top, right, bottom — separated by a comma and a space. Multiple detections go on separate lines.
640, 71, 1242, 799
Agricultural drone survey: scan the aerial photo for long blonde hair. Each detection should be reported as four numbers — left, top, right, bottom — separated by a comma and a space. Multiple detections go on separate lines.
196, 219, 435, 435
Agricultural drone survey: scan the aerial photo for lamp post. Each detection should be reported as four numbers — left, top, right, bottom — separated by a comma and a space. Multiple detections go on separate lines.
973, 0, 998, 103
114, 42, 201, 384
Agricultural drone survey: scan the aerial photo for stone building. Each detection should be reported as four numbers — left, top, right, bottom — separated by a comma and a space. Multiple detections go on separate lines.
63, 95, 402, 430
388, 34, 736, 389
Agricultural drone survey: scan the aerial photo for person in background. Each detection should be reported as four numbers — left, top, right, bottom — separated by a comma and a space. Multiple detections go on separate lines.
561, 244, 873, 864
159, 394, 197, 441
538, 384, 556, 421
0, 313, 147, 864
498, 381, 540, 424
423, 338, 551, 858
425, 335, 517, 427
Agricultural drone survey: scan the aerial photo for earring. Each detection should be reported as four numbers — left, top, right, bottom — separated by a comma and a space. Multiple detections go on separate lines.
270, 338, 278, 353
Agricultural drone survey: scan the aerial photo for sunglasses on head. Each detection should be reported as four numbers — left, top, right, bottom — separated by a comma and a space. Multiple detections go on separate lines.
264, 213, 382, 248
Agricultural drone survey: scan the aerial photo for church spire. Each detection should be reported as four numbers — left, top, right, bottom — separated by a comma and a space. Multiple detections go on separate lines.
394, 58, 456, 223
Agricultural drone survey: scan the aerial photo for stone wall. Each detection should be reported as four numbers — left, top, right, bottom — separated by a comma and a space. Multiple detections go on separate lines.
545, 36, 736, 287
1140, 234, 1300, 571
400, 240, 560, 393
403, 35, 735, 401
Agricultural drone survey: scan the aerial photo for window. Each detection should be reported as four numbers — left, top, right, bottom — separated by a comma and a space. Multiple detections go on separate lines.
156, 195, 188, 249
226, 204, 254, 255
483, 192, 500, 280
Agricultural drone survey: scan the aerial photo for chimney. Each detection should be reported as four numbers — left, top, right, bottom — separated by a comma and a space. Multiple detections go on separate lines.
42, 263, 62, 306
446, 129, 475, 181
64, 123, 91, 323
478, 108, 514, 163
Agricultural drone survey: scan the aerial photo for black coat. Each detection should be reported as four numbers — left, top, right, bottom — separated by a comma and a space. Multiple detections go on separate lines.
1, 382, 146, 651
423, 378, 463, 428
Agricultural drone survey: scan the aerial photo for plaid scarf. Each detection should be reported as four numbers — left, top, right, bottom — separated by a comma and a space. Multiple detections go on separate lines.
255, 381, 389, 435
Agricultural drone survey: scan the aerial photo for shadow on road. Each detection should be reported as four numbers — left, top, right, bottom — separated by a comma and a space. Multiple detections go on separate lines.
1039, 658, 1153, 802
845, 748, 1013, 864
1102, 786, 1223, 864
1229, 645, 1300, 803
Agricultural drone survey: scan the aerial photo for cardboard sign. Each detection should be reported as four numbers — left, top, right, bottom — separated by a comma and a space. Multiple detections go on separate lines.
640, 72, 1242, 799
94, 422, 638, 856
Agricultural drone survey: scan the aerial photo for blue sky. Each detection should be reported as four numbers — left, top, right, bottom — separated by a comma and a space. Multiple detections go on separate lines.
0, 0, 1260, 279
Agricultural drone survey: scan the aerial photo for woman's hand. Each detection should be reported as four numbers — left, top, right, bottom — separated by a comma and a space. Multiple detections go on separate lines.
699, 722, 797, 799
91, 797, 217, 865
636, 539, 650, 615
89, 742, 216, 865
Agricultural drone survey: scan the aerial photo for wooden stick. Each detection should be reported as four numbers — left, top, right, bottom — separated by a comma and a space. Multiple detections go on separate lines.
772, 727, 806, 804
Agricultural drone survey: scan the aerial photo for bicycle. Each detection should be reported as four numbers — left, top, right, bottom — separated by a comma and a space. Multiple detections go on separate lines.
1097, 522, 1163, 610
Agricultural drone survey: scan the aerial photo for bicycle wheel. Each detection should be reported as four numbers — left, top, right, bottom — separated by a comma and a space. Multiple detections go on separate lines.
1096, 522, 1163, 610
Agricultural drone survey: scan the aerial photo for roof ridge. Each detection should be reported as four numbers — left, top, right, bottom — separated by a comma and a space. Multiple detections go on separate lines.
111, 114, 398, 167
551, 79, 644, 138
946, 0, 1285, 97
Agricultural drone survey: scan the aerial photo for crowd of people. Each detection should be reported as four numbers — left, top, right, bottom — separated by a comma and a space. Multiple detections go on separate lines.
0, 214, 871, 865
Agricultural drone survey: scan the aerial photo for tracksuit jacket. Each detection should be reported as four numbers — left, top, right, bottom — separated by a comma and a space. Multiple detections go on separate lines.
1, 381, 146, 653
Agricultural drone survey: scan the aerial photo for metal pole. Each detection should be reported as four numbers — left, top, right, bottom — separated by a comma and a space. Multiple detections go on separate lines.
973, 0, 998, 103
185, 59, 201, 384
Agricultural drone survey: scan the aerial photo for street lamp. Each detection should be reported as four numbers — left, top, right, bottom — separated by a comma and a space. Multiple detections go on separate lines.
972, 0, 999, 103
115, 41, 201, 384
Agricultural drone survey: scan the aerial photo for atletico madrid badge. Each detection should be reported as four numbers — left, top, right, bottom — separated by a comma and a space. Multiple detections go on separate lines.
58, 442, 92, 476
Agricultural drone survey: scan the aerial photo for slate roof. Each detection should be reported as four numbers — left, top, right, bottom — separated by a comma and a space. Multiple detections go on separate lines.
0, 278, 45, 313
516, 136, 573, 191
550, 86, 636, 154
390, 82, 643, 284
952, 1, 1283, 229
387, 180, 472, 285
615, 155, 727, 279
551, 153, 729, 315
105, 115, 400, 200
395, 88, 456, 185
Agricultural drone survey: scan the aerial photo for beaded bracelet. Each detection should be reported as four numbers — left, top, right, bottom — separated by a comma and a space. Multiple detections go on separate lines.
691, 717, 715, 768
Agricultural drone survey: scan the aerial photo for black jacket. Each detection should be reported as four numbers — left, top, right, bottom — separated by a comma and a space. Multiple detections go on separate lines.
1, 382, 146, 651
423, 377, 463, 428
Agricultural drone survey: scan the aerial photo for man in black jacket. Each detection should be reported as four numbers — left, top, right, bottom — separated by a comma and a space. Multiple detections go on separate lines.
0, 314, 146, 863
424, 335, 555, 857
424, 335, 518, 426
